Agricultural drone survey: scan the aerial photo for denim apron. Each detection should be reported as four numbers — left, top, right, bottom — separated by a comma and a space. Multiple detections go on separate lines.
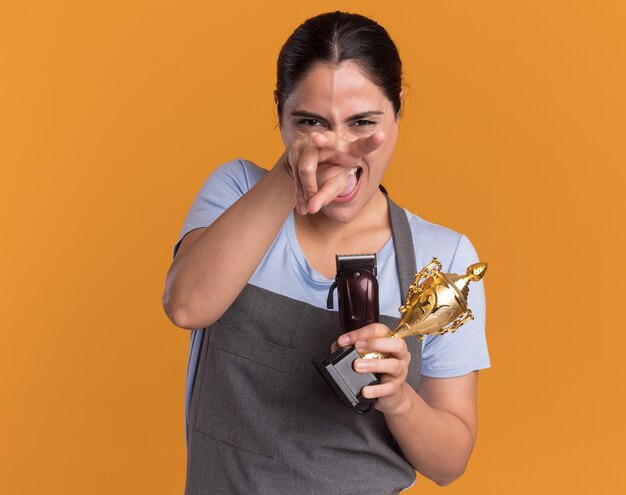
185, 198, 421, 494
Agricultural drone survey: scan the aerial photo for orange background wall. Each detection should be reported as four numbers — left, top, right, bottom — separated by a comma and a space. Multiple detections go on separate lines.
1, 1, 625, 493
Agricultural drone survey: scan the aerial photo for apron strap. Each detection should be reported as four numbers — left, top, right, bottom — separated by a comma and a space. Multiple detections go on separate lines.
387, 196, 417, 305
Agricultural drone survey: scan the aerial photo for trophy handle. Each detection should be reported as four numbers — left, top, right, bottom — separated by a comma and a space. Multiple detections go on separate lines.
429, 309, 475, 337
399, 257, 442, 314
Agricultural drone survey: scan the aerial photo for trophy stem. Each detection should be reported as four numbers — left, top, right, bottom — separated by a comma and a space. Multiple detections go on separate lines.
392, 323, 416, 341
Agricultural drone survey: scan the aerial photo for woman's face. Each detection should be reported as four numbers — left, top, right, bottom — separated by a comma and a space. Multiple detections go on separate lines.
279, 60, 400, 223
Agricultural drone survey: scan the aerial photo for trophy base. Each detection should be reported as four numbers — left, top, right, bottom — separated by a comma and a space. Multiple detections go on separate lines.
313, 346, 379, 414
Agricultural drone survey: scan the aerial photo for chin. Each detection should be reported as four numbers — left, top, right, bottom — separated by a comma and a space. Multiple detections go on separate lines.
319, 199, 366, 224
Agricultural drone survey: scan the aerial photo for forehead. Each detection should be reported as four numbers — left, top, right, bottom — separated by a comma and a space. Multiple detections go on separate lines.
284, 61, 390, 118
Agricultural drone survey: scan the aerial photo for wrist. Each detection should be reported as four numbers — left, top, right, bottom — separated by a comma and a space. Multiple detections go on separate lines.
381, 383, 415, 418
266, 154, 297, 208
276, 152, 294, 182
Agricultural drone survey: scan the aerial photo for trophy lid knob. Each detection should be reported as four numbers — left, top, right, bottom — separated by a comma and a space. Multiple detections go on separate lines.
466, 263, 488, 282
450, 262, 488, 300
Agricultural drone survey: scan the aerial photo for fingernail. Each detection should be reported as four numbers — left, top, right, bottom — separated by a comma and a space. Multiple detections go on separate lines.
354, 360, 368, 371
355, 340, 366, 350
338, 335, 349, 346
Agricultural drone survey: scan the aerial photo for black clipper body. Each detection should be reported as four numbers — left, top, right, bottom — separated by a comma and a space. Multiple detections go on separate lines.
334, 255, 380, 332
314, 254, 381, 413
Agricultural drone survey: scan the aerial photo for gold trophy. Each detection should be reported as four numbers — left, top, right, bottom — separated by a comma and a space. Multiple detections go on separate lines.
363, 257, 487, 360
315, 256, 487, 412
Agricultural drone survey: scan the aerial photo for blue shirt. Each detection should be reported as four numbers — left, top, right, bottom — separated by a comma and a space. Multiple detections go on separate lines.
174, 159, 491, 429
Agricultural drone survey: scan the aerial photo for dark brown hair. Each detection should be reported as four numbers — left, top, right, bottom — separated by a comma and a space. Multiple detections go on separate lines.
275, 11, 403, 123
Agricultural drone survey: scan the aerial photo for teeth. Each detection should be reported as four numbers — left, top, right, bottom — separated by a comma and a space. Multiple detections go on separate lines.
348, 167, 358, 175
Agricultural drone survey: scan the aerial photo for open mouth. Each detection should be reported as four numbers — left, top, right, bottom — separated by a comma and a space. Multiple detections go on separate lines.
334, 166, 362, 203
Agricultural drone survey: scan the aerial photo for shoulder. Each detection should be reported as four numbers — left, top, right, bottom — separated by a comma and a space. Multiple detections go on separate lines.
173, 159, 268, 257
405, 210, 462, 247
402, 209, 478, 272
200, 158, 268, 195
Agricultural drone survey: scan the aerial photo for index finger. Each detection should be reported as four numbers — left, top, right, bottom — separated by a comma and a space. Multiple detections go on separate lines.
297, 132, 338, 202
336, 323, 392, 347
297, 139, 321, 202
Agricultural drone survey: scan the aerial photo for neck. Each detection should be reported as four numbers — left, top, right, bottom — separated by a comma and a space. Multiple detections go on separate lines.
293, 190, 393, 279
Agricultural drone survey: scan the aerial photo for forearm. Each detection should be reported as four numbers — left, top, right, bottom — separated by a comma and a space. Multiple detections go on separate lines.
384, 383, 476, 486
163, 159, 295, 329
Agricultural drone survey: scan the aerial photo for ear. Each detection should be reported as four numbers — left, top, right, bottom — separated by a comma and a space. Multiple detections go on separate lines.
274, 90, 284, 128
397, 90, 404, 119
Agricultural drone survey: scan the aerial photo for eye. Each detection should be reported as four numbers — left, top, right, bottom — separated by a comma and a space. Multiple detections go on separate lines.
297, 118, 326, 128
353, 120, 376, 127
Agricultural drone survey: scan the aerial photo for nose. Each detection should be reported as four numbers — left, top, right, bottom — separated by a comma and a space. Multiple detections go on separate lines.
334, 126, 358, 147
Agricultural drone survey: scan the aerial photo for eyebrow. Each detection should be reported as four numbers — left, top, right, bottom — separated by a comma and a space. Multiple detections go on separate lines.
290, 110, 384, 122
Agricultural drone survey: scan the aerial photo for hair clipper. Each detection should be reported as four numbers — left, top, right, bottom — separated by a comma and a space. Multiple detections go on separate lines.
314, 254, 381, 413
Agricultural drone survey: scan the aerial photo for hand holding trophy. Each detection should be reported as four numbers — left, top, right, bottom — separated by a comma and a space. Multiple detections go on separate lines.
315, 256, 488, 412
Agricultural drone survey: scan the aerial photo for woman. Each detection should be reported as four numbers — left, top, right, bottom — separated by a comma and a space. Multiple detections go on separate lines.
163, 11, 490, 494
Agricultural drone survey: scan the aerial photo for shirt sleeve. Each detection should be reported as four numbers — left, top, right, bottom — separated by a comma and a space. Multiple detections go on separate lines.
172, 159, 266, 258
420, 234, 491, 377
